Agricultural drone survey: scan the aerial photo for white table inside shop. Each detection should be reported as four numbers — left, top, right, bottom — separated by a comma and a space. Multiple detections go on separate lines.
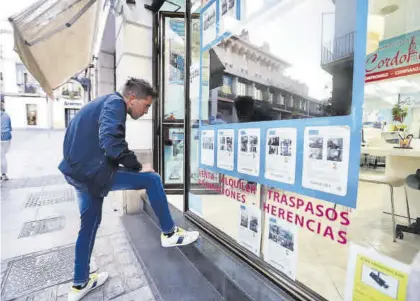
360, 141, 420, 218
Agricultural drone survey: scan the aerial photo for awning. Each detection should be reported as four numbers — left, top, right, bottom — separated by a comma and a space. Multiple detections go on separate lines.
9, 0, 108, 98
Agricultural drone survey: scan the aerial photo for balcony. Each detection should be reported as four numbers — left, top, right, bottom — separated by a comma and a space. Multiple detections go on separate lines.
17, 83, 41, 95
321, 31, 355, 69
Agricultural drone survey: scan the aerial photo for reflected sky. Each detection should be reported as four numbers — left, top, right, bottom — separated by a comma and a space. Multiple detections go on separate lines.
243, 0, 336, 100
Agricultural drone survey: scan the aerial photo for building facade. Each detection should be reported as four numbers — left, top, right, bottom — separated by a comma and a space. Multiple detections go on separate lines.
215, 32, 324, 121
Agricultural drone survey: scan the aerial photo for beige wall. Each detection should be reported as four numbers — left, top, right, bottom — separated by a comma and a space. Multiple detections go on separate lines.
115, 0, 154, 153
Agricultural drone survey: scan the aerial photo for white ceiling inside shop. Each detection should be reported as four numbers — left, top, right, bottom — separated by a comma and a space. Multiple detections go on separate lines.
368, 0, 420, 39
365, 75, 420, 107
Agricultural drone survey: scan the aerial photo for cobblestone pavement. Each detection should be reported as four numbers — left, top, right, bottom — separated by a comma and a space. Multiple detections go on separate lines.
1, 130, 155, 301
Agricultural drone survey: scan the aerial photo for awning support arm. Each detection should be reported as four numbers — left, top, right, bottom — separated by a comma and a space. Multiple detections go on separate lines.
25, 0, 96, 47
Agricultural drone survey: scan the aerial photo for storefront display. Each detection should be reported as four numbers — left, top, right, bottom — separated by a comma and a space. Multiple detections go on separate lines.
184, 0, 420, 300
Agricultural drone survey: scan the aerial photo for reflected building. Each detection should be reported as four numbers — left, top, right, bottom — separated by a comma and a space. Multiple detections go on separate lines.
211, 30, 324, 122
320, 0, 356, 116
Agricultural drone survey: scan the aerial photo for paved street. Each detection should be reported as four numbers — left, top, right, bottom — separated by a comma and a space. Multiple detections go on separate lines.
1, 130, 155, 301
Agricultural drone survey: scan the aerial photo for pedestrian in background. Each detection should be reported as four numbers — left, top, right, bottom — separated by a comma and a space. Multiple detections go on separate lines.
1, 100, 12, 181
59, 78, 199, 301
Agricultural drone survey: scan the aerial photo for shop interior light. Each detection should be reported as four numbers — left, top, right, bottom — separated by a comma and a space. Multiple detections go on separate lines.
380, 4, 399, 15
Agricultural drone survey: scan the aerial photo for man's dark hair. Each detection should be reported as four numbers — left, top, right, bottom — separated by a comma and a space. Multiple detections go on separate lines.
122, 78, 157, 99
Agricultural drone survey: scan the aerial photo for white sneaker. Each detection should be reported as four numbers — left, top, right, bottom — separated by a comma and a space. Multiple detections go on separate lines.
67, 272, 108, 301
161, 226, 199, 248
1, 174, 9, 181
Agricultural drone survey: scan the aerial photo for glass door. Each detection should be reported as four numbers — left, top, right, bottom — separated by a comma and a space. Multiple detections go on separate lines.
159, 12, 186, 193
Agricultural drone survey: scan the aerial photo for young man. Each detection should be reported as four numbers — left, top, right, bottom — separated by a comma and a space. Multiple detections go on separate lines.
1, 101, 12, 181
59, 78, 199, 301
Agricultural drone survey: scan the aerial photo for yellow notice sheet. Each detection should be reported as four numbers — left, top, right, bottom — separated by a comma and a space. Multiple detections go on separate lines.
344, 244, 410, 301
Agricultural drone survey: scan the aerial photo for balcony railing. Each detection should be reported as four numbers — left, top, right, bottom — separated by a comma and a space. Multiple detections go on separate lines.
17, 83, 41, 94
321, 31, 355, 66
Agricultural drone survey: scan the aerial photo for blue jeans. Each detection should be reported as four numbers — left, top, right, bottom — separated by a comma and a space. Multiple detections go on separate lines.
73, 170, 175, 285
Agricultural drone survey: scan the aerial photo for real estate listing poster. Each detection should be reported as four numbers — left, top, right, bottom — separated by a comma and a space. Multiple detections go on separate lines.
219, 0, 238, 34
190, 63, 200, 100
344, 244, 409, 301
190, 63, 200, 121
237, 128, 261, 176
264, 128, 297, 184
217, 129, 235, 171
201, 130, 215, 166
238, 204, 262, 256
263, 217, 298, 280
202, 1, 217, 48
302, 126, 350, 196
164, 128, 184, 184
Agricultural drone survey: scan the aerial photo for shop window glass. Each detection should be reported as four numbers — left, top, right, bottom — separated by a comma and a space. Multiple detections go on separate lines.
189, 0, 420, 300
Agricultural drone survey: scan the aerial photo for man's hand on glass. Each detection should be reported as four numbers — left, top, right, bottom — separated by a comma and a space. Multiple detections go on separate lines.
140, 163, 155, 173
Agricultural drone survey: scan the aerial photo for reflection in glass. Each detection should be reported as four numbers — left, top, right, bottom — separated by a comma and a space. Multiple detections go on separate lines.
202, 0, 355, 124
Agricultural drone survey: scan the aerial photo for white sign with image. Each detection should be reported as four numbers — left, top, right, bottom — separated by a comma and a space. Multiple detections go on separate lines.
302, 126, 351, 196
217, 129, 235, 171
190, 63, 200, 100
263, 217, 298, 280
264, 128, 297, 184
238, 204, 262, 256
237, 128, 260, 176
219, 0, 238, 34
190, 63, 200, 120
202, 1, 217, 48
200, 130, 215, 166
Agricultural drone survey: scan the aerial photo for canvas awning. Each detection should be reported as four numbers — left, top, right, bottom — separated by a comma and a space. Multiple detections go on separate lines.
9, 0, 108, 98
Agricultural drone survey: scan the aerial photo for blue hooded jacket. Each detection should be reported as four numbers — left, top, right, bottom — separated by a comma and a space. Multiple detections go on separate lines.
58, 92, 142, 197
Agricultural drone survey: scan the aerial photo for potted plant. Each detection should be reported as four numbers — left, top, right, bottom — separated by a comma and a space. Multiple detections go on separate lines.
392, 103, 408, 131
